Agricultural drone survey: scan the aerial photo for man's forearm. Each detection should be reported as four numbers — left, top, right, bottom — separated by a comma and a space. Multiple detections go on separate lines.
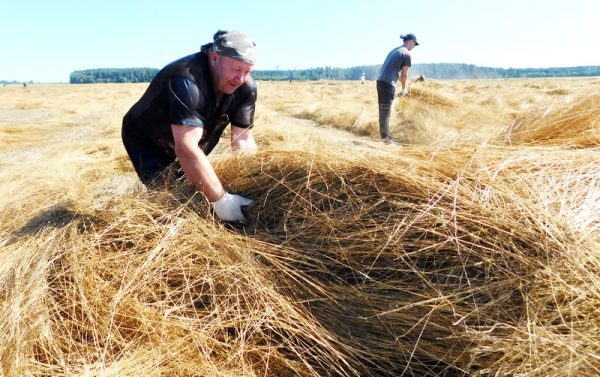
231, 127, 257, 152
177, 149, 224, 202
399, 74, 408, 90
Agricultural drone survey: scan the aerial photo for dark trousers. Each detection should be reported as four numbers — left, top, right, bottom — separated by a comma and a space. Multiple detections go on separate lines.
121, 113, 180, 186
376, 80, 396, 139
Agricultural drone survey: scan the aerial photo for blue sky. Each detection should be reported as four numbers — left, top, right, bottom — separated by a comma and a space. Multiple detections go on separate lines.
1, 0, 599, 82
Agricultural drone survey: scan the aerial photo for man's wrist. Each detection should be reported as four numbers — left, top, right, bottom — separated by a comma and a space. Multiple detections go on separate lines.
210, 189, 226, 203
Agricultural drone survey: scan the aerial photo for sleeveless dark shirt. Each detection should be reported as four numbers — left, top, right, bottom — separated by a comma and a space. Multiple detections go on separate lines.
124, 44, 256, 157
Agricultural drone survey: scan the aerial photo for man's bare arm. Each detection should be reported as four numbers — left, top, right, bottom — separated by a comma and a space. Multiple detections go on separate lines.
231, 125, 257, 152
171, 124, 224, 201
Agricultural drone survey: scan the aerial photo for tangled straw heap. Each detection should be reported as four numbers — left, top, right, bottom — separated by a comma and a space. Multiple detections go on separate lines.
3, 141, 598, 376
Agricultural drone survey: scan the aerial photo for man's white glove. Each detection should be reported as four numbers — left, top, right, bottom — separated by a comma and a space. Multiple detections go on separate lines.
210, 192, 255, 224
400, 88, 409, 96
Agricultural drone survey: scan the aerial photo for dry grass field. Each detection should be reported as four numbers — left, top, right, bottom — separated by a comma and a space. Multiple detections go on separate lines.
1, 77, 599, 376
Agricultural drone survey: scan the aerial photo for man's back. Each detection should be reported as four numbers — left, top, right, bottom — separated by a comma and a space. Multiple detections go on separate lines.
377, 46, 412, 86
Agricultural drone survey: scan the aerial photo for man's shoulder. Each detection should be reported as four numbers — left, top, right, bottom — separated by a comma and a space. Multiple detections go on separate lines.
153, 52, 211, 93
246, 75, 257, 92
167, 52, 204, 66
237, 76, 257, 96
156, 52, 207, 80
398, 47, 411, 56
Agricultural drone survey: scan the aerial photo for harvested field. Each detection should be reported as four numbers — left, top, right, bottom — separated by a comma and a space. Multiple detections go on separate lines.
1, 78, 599, 376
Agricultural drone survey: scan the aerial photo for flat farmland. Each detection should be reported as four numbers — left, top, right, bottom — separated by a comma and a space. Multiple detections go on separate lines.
1, 78, 598, 376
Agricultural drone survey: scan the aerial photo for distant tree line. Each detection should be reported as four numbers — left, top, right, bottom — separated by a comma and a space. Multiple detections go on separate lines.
69, 68, 159, 84
254, 64, 600, 81
495, 65, 600, 79
0, 80, 33, 85
252, 65, 381, 81
66, 64, 600, 84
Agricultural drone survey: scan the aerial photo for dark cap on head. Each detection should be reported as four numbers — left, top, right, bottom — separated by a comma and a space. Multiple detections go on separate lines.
212, 30, 257, 65
401, 33, 420, 46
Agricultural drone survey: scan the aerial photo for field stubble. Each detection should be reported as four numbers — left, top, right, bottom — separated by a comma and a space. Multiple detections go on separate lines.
0, 78, 599, 376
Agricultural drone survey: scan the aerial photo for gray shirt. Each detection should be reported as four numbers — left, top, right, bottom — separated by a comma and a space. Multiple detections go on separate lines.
377, 46, 412, 86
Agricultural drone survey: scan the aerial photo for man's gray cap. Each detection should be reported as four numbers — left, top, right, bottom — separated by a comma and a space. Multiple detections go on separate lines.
212, 30, 256, 65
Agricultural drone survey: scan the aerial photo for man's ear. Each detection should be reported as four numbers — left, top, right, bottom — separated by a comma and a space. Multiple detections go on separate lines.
209, 51, 219, 67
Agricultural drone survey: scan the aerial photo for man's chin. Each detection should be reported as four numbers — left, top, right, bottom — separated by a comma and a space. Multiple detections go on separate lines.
221, 84, 239, 95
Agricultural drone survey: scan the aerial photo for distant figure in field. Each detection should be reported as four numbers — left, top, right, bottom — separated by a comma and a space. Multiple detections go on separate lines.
122, 30, 258, 224
360, 72, 366, 85
376, 33, 419, 143
22, 82, 27, 88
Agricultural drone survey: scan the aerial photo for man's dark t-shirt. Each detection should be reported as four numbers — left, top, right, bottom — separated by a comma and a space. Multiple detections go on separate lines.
377, 46, 412, 87
123, 44, 257, 161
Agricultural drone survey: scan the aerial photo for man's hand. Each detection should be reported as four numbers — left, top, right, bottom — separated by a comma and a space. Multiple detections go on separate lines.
210, 192, 255, 224
400, 88, 409, 96
231, 126, 257, 152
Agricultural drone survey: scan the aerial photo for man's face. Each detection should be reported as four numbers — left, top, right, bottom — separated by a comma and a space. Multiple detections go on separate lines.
210, 51, 254, 95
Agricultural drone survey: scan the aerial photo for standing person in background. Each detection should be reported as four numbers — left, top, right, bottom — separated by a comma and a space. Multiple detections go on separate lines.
376, 33, 419, 143
360, 72, 366, 85
122, 30, 258, 224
